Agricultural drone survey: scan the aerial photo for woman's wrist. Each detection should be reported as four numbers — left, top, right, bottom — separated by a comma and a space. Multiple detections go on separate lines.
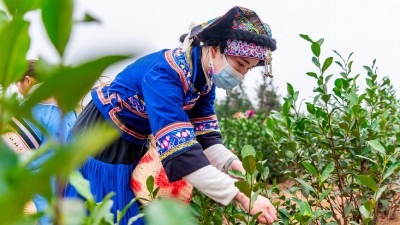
234, 192, 249, 209
223, 156, 240, 172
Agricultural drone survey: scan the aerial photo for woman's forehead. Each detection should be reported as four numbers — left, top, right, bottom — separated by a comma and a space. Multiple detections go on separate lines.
226, 55, 259, 67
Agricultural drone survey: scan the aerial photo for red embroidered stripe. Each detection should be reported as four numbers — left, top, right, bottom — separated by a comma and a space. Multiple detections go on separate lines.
155, 122, 193, 140
182, 105, 195, 110
164, 50, 189, 93
109, 107, 148, 140
97, 85, 116, 105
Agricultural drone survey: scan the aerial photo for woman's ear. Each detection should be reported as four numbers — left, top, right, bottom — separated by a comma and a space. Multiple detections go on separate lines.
25, 76, 37, 87
209, 46, 221, 59
209, 46, 216, 59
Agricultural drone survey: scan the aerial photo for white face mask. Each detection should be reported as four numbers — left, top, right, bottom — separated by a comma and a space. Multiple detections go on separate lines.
209, 54, 244, 90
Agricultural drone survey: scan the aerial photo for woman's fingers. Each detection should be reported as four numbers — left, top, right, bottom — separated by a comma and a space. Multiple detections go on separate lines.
263, 212, 275, 224
236, 193, 278, 224
251, 196, 277, 224
263, 205, 277, 224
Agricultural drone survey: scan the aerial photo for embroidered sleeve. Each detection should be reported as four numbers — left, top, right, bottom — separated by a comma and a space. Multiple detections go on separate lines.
142, 66, 209, 182
188, 85, 223, 149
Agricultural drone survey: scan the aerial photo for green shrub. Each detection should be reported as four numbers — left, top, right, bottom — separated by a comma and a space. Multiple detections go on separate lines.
266, 35, 400, 225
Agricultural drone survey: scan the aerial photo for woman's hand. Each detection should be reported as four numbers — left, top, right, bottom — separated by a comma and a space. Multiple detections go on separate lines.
234, 192, 277, 224
229, 159, 246, 175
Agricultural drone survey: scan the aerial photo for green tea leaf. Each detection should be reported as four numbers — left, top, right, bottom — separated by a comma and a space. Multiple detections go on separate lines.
279, 208, 290, 225
376, 185, 387, 200
325, 74, 333, 83
145, 200, 196, 225
250, 211, 263, 224
128, 213, 145, 225
322, 57, 333, 74
334, 78, 343, 88
68, 171, 94, 202
241, 145, 256, 158
250, 190, 262, 209
282, 100, 290, 116
321, 94, 331, 103
355, 155, 379, 167
91, 193, 115, 225
358, 175, 378, 192
306, 102, 315, 114
312, 56, 320, 67
302, 162, 318, 176
0, 18, 30, 88
234, 180, 251, 197
233, 213, 247, 223
146, 176, 155, 193
22, 55, 128, 113
348, 93, 358, 104
316, 38, 324, 46
299, 34, 313, 42
367, 139, 386, 155
311, 42, 321, 57
335, 61, 344, 70
82, 12, 101, 23
294, 213, 307, 224
3, 0, 40, 16
228, 170, 245, 179
295, 178, 315, 193
41, 0, 73, 56
383, 161, 400, 180
349, 221, 359, 225
61, 199, 86, 225
318, 188, 332, 203
119, 197, 139, 223
310, 210, 330, 220
41, 122, 119, 176
287, 83, 294, 95
363, 200, 375, 212
299, 201, 312, 216
242, 155, 257, 175
345, 202, 353, 217
0, 10, 9, 30
321, 162, 334, 182
306, 72, 318, 79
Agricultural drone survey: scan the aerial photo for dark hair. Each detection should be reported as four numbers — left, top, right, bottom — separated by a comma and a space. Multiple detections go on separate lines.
18, 60, 36, 82
179, 27, 277, 53
179, 32, 228, 52
24, 60, 36, 77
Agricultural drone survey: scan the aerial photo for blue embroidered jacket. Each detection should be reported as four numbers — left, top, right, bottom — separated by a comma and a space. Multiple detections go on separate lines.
91, 46, 223, 181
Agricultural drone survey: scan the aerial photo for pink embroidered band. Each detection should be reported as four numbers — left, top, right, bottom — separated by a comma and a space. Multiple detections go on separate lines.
223, 39, 268, 60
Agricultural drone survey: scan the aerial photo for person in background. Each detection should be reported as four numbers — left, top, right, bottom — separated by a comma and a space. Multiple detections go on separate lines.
12, 60, 77, 225
65, 6, 277, 224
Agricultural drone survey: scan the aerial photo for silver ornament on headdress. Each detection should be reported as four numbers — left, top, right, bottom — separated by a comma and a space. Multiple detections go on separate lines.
264, 49, 273, 78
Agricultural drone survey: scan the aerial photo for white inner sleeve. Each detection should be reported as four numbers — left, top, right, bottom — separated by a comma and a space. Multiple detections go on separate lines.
203, 144, 237, 171
184, 165, 239, 206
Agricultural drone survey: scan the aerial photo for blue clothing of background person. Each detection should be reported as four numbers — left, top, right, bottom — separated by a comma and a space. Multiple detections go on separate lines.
12, 60, 77, 225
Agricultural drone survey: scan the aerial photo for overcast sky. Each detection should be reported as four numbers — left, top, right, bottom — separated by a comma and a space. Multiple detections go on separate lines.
11, 0, 400, 106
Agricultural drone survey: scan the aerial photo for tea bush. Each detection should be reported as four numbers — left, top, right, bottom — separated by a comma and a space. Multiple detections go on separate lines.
265, 35, 400, 225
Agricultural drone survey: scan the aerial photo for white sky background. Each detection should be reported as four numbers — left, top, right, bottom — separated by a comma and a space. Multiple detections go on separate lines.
10, 0, 400, 107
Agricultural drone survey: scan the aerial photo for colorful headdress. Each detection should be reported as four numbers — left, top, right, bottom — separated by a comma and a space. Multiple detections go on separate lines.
185, 6, 277, 77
